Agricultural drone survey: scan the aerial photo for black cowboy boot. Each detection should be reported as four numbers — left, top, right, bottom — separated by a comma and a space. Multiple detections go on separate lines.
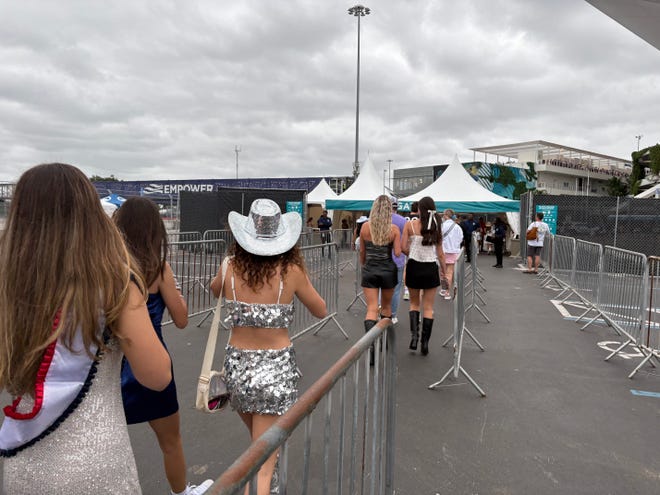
409, 310, 420, 350
421, 317, 433, 356
364, 319, 377, 366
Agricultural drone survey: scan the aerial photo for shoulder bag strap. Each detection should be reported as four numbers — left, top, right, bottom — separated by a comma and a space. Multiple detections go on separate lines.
199, 257, 230, 383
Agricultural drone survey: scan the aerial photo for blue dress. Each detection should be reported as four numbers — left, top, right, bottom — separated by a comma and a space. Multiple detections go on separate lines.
121, 292, 179, 424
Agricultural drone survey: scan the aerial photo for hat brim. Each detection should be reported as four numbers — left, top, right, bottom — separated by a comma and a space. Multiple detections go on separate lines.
228, 210, 302, 256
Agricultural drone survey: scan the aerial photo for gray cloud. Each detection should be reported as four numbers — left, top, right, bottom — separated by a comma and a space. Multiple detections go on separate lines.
0, 0, 659, 182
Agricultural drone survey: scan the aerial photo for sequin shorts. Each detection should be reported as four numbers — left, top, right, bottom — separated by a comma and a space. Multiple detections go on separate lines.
223, 345, 301, 415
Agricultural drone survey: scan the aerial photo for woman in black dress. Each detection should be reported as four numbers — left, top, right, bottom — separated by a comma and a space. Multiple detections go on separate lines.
359, 195, 402, 363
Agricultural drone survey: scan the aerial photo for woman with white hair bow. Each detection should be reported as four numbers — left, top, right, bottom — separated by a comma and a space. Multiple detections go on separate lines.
401, 196, 446, 356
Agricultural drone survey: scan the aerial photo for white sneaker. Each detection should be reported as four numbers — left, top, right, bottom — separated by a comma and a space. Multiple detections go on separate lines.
444, 294, 451, 300
438, 289, 448, 297
403, 288, 409, 300
176, 480, 214, 495
391, 316, 398, 325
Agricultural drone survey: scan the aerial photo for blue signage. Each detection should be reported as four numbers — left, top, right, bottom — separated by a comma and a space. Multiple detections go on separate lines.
536, 205, 558, 235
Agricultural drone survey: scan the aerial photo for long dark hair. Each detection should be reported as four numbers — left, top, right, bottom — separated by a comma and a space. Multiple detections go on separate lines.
418, 196, 441, 246
114, 197, 168, 287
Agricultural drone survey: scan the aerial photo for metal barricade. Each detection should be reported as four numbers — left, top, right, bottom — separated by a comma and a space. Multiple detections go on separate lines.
208, 319, 397, 495
464, 234, 490, 323
432, 248, 486, 397
537, 234, 553, 284
331, 229, 357, 276
571, 240, 603, 323
331, 228, 354, 251
589, 246, 648, 362
290, 243, 348, 341
299, 228, 322, 247
164, 239, 226, 325
538, 234, 554, 286
346, 249, 366, 310
203, 229, 234, 246
167, 231, 202, 243
547, 235, 576, 298
629, 256, 660, 378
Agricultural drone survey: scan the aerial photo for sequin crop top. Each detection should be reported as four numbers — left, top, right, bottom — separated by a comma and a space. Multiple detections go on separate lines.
225, 271, 295, 329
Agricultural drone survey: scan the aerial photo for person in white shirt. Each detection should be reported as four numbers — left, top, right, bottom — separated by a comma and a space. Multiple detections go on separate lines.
525, 212, 550, 274
440, 209, 464, 300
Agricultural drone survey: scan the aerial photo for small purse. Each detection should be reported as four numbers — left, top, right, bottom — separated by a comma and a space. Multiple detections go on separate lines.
195, 257, 231, 413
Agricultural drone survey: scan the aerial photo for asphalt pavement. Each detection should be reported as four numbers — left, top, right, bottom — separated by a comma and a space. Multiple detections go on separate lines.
1, 252, 659, 494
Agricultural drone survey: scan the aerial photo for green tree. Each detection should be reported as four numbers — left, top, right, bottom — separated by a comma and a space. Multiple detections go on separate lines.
90, 174, 120, 182
606, 176, 629, 197
629, 151, 645, 195
649, 144, 660, 175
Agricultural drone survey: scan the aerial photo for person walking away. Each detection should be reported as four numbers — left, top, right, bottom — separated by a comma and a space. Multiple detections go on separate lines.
317, 209, 332, 258
210, 199, 327, 495
353, 215, 368, 251
460, 214, 479, 262
359, 195, 402, 365
478, 216, 487, 252
492, 217, 507, 268
402, 201, 419, 301
401, 196, 446, 355
389, 198, 406, 324
441, 209, 463, 301
525, 212, 550, 274
0, 163, 172, 495
115, 198, 213, 495
341, 218, 350, 249
483, 222, 494, 254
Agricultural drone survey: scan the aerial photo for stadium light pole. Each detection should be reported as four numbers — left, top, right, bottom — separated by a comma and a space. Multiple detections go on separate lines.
387, 158, 393, 191
235, 145, 241, 179
635, 134, 643, 151
348, 4, 370, 178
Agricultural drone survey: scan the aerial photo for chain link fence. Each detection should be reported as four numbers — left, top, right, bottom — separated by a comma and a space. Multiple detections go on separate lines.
520, 192, 660, 258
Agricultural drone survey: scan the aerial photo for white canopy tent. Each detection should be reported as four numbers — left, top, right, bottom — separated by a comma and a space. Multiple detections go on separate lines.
325, 156, 386, 211
399, 155, 520, 212
306, 179, 339, 208
635, 185, 660, 198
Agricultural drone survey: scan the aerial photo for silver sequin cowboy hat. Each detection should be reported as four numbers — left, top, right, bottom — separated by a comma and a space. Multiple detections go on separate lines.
228, 198, 302, 256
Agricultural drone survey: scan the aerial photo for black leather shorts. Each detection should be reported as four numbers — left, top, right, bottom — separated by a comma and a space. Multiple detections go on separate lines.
361, 260, 398, 289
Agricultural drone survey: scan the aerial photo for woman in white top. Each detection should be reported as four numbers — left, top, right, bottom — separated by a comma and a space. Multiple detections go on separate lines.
440, 209, 464, 301
401, 196, 446, 356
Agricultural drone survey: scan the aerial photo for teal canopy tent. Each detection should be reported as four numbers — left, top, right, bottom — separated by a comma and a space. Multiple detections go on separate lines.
398, 155, 519, 213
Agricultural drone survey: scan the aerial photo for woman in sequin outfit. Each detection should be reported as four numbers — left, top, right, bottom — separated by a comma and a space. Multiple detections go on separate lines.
210, 199, 327, 495
115, 198, 212, 495
0, 163, 172, 494
401, 196, 446, 355
359, 195, 402, 364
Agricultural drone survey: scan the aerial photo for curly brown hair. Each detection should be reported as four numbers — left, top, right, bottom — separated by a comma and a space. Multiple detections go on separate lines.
229, 242, 306, 291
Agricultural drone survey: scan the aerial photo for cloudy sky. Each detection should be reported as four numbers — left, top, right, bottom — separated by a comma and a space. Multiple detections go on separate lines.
1, 0, 659, 182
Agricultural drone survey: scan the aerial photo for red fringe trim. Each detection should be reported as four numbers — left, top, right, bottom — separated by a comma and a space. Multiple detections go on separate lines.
3, 311, 61, 420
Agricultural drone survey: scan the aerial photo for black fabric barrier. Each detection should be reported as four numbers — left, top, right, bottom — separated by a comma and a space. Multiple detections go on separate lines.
179, 188, 306, 234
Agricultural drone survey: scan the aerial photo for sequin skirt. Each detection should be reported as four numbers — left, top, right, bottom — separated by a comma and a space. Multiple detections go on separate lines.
223, 345, 301, 415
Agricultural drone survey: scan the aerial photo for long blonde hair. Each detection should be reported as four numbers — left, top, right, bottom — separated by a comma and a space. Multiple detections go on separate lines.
369, 195, 393, 245
0, 164, 143, 396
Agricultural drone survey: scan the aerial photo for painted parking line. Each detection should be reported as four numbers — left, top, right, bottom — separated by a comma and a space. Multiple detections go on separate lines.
630, 389, 660, 398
